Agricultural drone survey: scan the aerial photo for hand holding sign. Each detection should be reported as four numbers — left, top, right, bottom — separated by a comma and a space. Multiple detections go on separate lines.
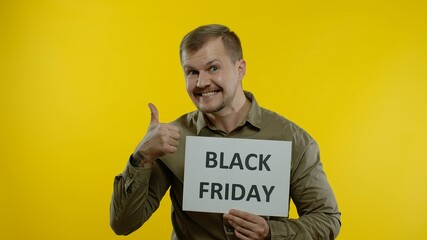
133, 103, 180, 167
223, 209, 270, 240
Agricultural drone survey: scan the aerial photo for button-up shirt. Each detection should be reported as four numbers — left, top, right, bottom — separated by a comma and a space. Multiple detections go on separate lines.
110, 92, 341, 239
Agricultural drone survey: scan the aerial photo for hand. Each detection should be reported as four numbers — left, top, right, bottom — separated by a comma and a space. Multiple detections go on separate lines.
223, 209, 271, 240
133, 103, 180, 167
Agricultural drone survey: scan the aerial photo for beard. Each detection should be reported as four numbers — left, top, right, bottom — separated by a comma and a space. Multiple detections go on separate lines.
194, 92, 233, 114
197, 101, 227, 114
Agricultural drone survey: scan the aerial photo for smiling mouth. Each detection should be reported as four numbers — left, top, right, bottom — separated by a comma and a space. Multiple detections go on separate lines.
196, 90, 221, 97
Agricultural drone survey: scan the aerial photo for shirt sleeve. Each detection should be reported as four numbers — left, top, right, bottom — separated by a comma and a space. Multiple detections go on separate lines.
110, 155, 172, 235
267, 134, 341, 239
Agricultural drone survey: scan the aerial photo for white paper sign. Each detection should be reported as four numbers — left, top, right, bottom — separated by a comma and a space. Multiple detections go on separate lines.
183, 136, 291, 217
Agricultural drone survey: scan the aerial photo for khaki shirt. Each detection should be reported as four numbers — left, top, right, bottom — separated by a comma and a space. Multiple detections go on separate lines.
110, 92, 341, 239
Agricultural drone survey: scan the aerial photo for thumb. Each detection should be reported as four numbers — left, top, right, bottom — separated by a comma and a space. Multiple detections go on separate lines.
148, 103, 159, 125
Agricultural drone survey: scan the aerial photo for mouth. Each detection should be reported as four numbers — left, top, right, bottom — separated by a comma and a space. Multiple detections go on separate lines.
196, 90, 221, 97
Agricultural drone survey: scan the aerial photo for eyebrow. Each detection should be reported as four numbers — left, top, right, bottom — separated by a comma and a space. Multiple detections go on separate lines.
183, 59, 222, 69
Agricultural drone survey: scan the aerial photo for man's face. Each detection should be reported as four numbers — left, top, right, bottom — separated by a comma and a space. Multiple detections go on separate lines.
181, 37, 245, 115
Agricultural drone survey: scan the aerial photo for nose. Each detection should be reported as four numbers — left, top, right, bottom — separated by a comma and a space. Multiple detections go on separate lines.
196, 71, 211, 88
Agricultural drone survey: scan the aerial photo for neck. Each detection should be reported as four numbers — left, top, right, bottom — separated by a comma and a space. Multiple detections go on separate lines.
205, 92, 251, 133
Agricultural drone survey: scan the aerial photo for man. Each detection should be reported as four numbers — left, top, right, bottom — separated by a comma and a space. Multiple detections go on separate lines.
110, 24, 341, 239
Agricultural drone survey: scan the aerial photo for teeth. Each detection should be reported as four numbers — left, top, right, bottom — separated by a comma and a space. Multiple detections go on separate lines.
201, 91, 217, 97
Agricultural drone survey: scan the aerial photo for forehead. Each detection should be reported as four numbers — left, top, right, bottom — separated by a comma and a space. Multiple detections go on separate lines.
181, 38, 230, 67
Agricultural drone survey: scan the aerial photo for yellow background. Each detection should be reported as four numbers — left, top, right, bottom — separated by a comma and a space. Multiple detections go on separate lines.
1, 0, 426, 239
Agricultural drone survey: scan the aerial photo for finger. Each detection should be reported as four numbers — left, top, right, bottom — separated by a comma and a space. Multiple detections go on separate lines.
169, 131, 181, 140
165, 145, 178, 154
229, 209, 248, 220
148, 103, 159, 125
228, 210, 263, 235
227, 210, 269, 240
168, 138, 179, 147
225, 214, 252, 239
158, 125, 180, 140
233, 219, 263, 240
166, 124, 180, 133
228, 213, 257, 230
229, 209, 257, 223
234, 227, 253, 240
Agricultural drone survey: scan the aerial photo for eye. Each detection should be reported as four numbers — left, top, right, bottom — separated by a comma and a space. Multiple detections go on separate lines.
187, 70, 199, 76
210, 66, 219, 72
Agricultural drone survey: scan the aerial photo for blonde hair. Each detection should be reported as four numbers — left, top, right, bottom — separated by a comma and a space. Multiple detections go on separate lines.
180, 24, 243, 63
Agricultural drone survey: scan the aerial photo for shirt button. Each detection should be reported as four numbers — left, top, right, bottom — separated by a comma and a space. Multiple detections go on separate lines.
225, 225, 234, 232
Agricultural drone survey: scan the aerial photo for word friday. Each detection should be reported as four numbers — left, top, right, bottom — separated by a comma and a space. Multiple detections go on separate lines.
199, 182, 275, 202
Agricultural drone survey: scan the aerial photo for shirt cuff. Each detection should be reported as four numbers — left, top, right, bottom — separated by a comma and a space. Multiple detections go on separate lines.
268, 219, 291, 239
123, 155, 152, 191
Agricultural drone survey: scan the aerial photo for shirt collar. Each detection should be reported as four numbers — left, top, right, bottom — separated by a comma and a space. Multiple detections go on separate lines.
196, 91, 262, 135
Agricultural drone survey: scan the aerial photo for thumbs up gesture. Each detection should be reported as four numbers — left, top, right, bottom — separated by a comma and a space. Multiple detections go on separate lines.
133, 103, 181, 168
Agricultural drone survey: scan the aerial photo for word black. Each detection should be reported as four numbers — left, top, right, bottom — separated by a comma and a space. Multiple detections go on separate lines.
205, 151, 271, 171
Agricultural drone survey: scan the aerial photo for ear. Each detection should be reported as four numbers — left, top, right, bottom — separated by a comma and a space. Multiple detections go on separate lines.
237, 59, 246, 80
